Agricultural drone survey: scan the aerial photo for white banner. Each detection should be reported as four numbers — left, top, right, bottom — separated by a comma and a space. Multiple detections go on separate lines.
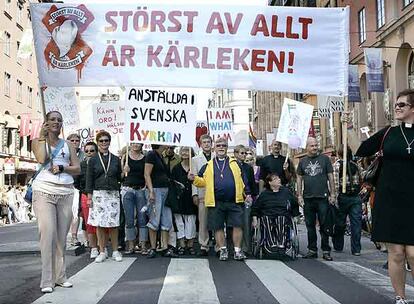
125, 87, 197, 147
31, 3, 349, 96
276, 98, 314, 149
92, 102, 125, 135
44, 87, 80, 133
206, 108, 235, 146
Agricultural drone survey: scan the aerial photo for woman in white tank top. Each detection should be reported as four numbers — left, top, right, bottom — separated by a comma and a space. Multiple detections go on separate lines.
31, 111, 80, 293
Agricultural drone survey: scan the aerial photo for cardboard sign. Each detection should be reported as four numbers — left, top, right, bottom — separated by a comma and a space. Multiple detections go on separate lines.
206, 108, 235, 146
4, 158, 16, 175
276, 98, 314, 149
125, 87, 197, 146
43, 87, 80, 133
92, 102, 125, 135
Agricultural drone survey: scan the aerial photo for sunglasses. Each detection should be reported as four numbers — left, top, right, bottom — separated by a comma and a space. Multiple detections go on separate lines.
70, 139, 80, 142
98, 139, 110, 143
395, 102, 412, 109
238, 152, 246, 155
85, 149, 96, 153
216, 144, 228, 148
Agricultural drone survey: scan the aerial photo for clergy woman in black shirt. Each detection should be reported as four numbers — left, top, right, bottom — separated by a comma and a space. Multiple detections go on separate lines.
356, 89, 414, 304
86, 131, 122, 263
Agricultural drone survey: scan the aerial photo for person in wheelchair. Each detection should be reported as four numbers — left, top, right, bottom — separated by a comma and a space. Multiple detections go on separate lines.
251, 173, 300, 255
252, 173, 299, 226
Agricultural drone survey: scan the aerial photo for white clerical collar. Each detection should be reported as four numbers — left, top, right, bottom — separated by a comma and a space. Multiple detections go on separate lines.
405, 123, 413, 128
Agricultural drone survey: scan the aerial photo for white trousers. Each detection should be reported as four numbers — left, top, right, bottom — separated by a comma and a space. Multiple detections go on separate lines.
174, 214, 196, 240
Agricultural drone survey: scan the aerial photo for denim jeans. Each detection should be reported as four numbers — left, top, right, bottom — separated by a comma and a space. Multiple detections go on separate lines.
146, 188, 172, 231
304, 197, 331, 253
333, 194, 362, 254
122, 187, 148, 242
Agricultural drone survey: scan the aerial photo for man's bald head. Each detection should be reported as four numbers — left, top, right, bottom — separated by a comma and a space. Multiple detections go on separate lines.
306, 137, 319, 156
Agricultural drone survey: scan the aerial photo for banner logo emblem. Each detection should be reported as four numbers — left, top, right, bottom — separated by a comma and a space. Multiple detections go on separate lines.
42, 5, 94, 80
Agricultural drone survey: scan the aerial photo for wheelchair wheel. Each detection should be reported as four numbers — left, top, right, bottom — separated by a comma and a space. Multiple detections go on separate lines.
251, 219, 261, 258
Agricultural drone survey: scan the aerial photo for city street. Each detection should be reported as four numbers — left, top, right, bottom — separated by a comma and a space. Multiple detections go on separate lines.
2, 223, 414, 304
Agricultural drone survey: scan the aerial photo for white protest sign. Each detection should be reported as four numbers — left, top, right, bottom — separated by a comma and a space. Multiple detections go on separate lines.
317, 95, 345, 118
206, 108, 235, 146
276, 98, 314, 149
92, 102, 125, 135
44, 87, 80, 133
125, 88, 197, 147
31, 3, 349, 96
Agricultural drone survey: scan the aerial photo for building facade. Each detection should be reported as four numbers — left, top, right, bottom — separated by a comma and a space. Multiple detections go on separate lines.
1, 0, 42, 186
340, 0, 414, 138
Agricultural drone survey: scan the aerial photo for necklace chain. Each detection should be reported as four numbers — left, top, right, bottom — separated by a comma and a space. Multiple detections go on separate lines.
400, 124, 414, 154
214, 157, 227, 178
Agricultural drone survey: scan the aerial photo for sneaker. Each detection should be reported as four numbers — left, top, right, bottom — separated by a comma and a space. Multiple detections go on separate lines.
141, 248, 149, 255
41, 287, 53, 293
219, 248, 228, 261
95, 252, 106, 263
302, 251, 318, 259
112, 250, 123, 262
55, 282, 73, 288
352, 252, 361, 256
234, 251, 246, 261
395, 296, 408, 304
147, 249, 156, 259
406, 262, 411, 272
322, 252, 333, 261
70, 237, 81, 246
90, 248, 99, 259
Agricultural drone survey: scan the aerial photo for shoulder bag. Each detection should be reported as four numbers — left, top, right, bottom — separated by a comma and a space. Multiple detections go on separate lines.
361, 127, 392, 187
24, 140, 65, 204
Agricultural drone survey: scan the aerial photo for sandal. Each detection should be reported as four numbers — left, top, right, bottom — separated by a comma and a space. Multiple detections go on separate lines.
178, 247, 185, 255
188, 247, 196, 255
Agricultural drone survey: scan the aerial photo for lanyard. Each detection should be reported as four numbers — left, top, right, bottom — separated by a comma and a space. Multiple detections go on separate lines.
98, 152, 112, 178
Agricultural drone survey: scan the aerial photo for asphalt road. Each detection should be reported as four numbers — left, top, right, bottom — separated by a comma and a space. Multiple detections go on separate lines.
1, 222, 414, 304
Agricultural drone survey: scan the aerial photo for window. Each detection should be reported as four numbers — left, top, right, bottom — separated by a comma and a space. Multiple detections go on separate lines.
3, 31, 11, 56
27, 86, 33, 107
17, 41, 21, 65
248, 108, 253, 122
17, 3, 23, 25
376, 0, 385, 28
28, 54, 33, 72
17, 80, 23, 103
4, 72, 10, 96
358, 8, 367, 44
248, 90, 252, 99
404, 0, 414, 7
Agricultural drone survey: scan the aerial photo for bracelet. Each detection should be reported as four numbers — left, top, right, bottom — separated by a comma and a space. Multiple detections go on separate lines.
58, 165, 64, 173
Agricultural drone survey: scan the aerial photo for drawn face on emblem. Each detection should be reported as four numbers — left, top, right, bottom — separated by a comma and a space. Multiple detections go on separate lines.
52, 19, 78, 58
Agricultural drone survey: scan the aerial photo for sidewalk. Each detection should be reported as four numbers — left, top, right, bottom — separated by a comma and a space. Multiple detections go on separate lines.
0, 222, 86, 256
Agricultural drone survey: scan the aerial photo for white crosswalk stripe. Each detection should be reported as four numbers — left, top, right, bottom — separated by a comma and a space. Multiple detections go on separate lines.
32, 257, 137, 304
246, 260, 341, 304
158, 259, 220, 304
32, 258, 397, 304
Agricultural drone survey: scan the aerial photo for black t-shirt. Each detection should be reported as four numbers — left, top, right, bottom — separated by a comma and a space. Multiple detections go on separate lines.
123, 156, 145, 188
297, 154, 333, 198
259, 154, 292, 185
145, 150, 170, 188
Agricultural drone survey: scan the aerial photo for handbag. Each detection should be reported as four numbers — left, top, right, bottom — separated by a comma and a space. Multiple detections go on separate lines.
322, 204, 338, 237
24, 140, 65, 204
165, 179, 185, 211
362, 127, 391, 187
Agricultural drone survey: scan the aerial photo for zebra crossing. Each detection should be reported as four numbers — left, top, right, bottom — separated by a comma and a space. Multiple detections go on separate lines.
32, 257, 402, 304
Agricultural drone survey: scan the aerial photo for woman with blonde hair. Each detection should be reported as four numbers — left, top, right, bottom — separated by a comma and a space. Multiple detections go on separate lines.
32, 111, 80, 293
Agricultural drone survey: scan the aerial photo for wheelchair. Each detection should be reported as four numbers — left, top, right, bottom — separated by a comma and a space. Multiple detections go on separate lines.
251, 215, 299, 260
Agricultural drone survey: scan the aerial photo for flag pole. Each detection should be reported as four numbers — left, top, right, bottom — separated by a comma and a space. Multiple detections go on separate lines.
39, 86, 53, 166
341, 96, 349, 194
189, 147, 192, 172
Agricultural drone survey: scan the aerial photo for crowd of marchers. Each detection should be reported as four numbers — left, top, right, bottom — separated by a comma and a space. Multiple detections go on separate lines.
27, 89, 414, 304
